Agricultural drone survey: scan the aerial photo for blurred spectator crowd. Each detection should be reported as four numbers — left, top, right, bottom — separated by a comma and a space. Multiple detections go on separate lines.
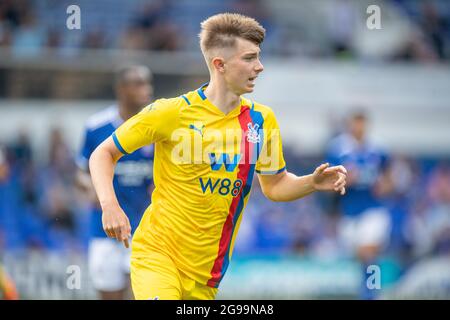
0, 0, 449, 62
1, 128, 449, 275
0, 0, 272, 54
0, 129, 87, 253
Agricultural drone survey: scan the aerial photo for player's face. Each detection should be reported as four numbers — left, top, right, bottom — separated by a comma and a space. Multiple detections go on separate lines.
223, 38, 264, 95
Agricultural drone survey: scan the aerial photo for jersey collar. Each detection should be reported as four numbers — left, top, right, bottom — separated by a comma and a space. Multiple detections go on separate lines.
196, 83, 249, 117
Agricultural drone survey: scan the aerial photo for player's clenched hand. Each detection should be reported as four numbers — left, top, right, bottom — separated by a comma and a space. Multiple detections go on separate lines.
101, 204, 131, 248
312, 163, 347, 195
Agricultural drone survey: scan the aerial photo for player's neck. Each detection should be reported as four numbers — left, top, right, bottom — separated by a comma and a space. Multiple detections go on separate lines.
204, 80, 241, 115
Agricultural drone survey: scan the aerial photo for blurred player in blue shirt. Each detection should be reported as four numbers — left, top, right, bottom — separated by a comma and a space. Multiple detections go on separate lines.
76, 65, 154, 300
326, 110, 393, 299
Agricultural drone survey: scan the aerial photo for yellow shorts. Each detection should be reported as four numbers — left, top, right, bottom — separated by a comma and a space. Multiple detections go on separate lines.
131, 250, 218, 300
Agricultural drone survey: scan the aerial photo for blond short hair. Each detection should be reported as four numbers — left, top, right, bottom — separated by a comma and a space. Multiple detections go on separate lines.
199, 13, 265, 56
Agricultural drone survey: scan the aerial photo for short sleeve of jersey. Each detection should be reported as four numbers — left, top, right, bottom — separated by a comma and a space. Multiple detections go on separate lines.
255, 109, 286, 175
77, 127, 94, 171
112, 99, 179, 154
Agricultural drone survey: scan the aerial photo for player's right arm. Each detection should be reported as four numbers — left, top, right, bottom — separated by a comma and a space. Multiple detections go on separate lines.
89, 136, 130, 247
89, 99, 180, 247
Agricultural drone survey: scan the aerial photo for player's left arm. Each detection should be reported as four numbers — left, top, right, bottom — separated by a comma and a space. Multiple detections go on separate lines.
258, 163, 347, 202
256, 108, 346, 202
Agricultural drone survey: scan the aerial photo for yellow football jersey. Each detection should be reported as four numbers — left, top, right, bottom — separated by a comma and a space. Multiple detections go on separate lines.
113, 84, 286, 288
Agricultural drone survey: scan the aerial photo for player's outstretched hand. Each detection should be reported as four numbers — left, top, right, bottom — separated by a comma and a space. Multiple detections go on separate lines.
102, 204, 132, 248
312, 163, 347, 195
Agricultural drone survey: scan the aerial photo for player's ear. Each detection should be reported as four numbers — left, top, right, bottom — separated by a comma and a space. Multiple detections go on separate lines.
211, 57, 225, 73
